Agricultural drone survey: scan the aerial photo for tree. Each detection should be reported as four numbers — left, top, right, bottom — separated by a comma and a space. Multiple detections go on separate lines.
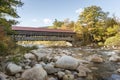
52, 19, 64, 29
79, 5, 108, 28
0, 0, 23, 55
106, 25, 120, 37
105, 17, 119, 28
77, 5, 109, 43
0, 0, 23, 34
61, 19, 75, 30
74, 22, 93, 45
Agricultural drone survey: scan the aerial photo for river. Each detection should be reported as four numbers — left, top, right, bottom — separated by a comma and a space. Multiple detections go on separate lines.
2, 44, 120, 80
34, 46, 120, 80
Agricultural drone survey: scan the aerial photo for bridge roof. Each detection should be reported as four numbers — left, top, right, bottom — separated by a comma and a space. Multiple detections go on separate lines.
12, 26, 75, 33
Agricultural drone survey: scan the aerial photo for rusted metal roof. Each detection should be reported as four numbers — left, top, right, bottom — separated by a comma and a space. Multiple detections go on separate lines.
12, 26, 75, 33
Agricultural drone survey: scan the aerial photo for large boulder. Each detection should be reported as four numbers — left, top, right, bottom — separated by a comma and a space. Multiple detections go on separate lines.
21, 64, 47, 80
6, 63, 23, 75
109, 55, 120, 62
55, 55, 79, 70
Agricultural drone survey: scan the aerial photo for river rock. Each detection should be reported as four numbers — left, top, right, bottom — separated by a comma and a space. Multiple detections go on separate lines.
75, 78, 85, 80
6, 63, 23, 75
66, 42, 73, 46
29, 60, 38, 67
89, 54, 103, 63
40, 61, 46, 67
24, 65, 31, 69
0, 72, 7, 80
57, 71, 65, 79
78, 60, 90, 64
63, 74, 74, 80
35, 53, 48, 61
31, 50, 48, 61
109, 55, 120, 62
55, 55, 79, 70
77, 65, 91, 77
21, 64, 47, 80
116, 68, 120, 73
44, 63, 61, 74
65, 70, 71, 74
48, 77, 57, 80
24, 53, 36, 60
15, 73, 21, 78
78, 71, 87, 77
77, 65, 91, 72
52, 56, 61, 62
41, 55, 52, 63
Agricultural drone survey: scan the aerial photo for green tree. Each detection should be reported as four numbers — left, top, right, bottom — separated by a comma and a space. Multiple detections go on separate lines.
106, 25, 120, 37
52, 19, 64, 29
105, 17, 119, 28
0, 0, 23, 56
79, 5, 108, 28
61, 19, 75, 30
0, 0, 23, 34
104, 32, 120, 47
74, 22, 92, 45
77, 5, 109, 44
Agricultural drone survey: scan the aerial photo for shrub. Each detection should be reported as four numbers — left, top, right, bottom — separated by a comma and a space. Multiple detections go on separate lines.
8, 55, 23, 64
0, 35, 38, 56
104, 33, 120, 47
0, 36, 16, 56
98, 42, 104, 46
17, 45, 38, 54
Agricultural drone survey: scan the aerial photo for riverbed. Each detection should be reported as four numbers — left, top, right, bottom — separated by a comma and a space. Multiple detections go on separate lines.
1, 46, 120, 80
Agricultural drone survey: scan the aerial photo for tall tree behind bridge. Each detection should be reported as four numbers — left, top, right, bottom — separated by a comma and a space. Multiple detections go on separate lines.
52, 19, 64, 29
79, 5, 108, 28
76, 5, 109, 44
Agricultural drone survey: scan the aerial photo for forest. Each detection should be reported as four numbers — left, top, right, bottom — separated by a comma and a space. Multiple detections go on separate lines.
49, 6, 120, 47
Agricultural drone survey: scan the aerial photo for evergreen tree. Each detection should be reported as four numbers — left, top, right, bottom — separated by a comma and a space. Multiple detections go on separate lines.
0, 0, 23, 34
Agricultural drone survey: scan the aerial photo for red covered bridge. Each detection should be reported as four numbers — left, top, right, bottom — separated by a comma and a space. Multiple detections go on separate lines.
12, 26, 76, 41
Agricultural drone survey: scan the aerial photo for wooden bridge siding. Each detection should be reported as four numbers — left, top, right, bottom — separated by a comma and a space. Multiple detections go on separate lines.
12, 30, 75, 41
15, 30, 74, 37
